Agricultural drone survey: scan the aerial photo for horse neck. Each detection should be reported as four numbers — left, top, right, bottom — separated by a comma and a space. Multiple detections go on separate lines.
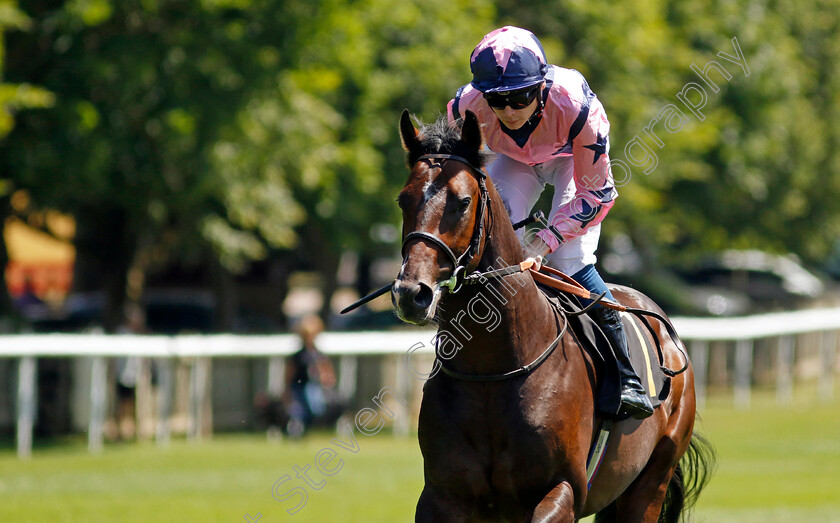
436, 182, 558, 374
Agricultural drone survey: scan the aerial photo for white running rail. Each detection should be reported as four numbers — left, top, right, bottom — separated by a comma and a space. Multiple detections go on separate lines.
2, 306, 839, 458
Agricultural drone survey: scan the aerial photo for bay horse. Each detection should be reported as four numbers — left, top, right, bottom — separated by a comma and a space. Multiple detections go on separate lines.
392, 110, 713, 522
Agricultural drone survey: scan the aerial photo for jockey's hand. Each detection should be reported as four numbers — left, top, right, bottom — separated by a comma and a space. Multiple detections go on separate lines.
522, 255, 543, 272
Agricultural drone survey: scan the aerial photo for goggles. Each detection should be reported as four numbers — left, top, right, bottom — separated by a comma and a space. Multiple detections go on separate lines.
483, 86, 540, 110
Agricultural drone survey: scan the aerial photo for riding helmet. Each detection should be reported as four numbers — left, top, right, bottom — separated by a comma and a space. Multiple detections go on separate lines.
470, 26, 548, 93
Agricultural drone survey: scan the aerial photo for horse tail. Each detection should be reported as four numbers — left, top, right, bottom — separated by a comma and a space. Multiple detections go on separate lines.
658, 431, 716, 523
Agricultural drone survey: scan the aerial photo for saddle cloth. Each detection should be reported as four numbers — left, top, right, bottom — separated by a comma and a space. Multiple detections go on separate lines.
536, 282, 671, 419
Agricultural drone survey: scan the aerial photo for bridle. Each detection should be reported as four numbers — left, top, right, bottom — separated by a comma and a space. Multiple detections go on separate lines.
400, 153, 491, 293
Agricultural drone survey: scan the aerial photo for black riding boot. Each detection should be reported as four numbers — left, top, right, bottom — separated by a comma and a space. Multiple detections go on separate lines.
592, 307, 654, 419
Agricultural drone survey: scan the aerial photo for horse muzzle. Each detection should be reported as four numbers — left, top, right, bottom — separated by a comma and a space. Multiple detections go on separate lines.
392, 279, 440, 325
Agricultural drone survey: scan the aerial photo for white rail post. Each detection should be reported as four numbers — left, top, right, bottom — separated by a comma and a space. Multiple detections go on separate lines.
394, 354, 410, 438
155, 357, 173, 447
819, 331, 836, 401
188, 358, 197, 440
188, 357, 211, 441
88, 356, 107, 453
690, 340, 708, 408
338, 355, 358, 402
135, 357, 151, 441
734, 339, 754, 409
16, 356, 36, 459
267, 356, 285, 397
776, 335, 795, 405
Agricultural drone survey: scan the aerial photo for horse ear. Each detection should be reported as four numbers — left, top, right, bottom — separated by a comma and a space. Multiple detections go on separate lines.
399, 109, 419, 151
461, 110, 483, 150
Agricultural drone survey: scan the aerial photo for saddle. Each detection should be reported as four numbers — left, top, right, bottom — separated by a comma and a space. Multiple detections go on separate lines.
535, 281, 671, 419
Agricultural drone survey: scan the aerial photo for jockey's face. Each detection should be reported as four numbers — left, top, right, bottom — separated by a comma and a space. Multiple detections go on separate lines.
491, 98, 539, 130
487, 84, 541, 130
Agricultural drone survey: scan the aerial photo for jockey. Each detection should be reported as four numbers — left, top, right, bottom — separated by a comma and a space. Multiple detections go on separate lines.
447, 26, 653, 419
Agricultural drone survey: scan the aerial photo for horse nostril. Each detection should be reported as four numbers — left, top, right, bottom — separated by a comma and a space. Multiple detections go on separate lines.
412, 283, 434, 310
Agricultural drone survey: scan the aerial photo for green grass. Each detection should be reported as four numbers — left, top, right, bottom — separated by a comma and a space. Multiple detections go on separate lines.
0, 432, 424, 522
690, 383, 840, 523
1, 384, 838, 522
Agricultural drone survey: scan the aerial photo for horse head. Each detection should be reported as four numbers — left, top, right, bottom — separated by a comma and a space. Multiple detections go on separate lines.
392, 109, 493, 325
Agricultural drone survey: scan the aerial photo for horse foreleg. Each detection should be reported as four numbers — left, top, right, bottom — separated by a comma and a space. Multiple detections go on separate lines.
531, 481, 577, 523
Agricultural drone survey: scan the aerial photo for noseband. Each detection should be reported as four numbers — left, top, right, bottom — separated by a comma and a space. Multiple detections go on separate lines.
400, 154, 490, 293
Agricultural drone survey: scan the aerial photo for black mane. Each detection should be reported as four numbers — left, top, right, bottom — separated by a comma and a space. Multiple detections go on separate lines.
406, 115, 494, 170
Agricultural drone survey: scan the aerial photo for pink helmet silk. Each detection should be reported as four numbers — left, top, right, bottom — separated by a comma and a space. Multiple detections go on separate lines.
470, 26, 548, 93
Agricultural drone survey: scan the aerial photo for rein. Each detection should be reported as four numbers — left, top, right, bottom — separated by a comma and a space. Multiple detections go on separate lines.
459, 259, 690, 378
437, 313, 568, 382
341, 153, 688, 380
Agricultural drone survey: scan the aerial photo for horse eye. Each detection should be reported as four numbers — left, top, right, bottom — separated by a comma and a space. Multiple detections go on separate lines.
458, 197, 472, 211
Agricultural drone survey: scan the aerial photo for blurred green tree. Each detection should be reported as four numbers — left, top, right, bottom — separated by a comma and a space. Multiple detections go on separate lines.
206, 0, 494, 322
8, 0, 837, 330
0, 0, 310, 330
0, 0, 493, 330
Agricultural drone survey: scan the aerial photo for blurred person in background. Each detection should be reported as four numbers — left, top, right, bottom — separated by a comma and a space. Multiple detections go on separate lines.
113, 303, 148, 439
447, 26, 652, 419
283, 314, 337, 437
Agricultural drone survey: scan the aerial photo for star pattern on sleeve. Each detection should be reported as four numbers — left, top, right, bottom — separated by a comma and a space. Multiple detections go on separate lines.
583, 132, 608, 164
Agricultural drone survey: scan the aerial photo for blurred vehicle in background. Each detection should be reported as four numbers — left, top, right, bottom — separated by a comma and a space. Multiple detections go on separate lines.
602, 235, 831, 317
676, 250, 827, 313
823, 239, 840, 281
